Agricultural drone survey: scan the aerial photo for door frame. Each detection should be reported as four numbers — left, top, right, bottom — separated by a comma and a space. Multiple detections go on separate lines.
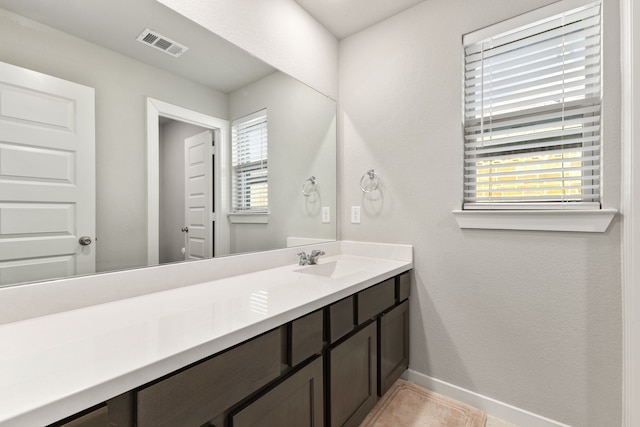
146, 98, 230, 265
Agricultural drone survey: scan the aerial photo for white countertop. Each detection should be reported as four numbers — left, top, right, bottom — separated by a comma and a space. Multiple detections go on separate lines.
0, 243, 412, 427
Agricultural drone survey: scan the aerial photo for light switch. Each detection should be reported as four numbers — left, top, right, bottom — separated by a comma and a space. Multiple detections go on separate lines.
351, 206, 361, 224
322, 206, 331, 223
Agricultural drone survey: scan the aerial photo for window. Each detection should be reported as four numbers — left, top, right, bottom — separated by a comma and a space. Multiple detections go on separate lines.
462, 1, 602, 210
231, 109, 268, 213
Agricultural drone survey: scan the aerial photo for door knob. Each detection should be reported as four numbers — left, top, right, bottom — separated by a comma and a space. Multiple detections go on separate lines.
79, 236, 92, 246
181, 227, 189, 232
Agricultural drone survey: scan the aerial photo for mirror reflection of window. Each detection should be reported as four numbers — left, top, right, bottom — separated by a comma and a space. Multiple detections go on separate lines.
231, 109, 269, 213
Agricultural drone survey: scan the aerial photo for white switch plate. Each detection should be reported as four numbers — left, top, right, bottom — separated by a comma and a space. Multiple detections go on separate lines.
351, 206, 361, 224
322, 206, 331, 223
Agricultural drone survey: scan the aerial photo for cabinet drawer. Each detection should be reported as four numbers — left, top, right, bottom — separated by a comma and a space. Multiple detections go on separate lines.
357, 278, 395, 325
230, 356, 324, 427
328, 296, 354, 343
397, 271, 410, 302
52, 406, 107, 427
136, 329, 281, 427
289, 309, 324, 367
49, 392, 133, 427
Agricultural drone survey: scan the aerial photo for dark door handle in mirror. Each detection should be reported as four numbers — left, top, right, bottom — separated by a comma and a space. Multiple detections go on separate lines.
181, 227, 189, 233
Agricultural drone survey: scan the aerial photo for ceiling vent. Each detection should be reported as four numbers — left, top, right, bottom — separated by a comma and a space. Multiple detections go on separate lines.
136, 29, 188, 58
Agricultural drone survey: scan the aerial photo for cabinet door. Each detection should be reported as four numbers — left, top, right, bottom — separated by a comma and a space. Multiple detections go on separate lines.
328, 322, 377, 427
230, 356, 324, 427
379, 299, 409, 396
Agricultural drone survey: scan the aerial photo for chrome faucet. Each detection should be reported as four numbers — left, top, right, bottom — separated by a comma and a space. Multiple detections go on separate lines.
296, 249, 325, 266
296, 252, 310, 266
308, 249, 325, 265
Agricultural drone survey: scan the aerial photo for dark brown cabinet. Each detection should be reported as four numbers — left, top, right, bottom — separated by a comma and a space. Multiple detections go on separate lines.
49, 393, 133, 427
136, 329, 281, 427
397, 271, 410, 302
48, 270, 411, 427
379, 299, 410, 395
53, 407, 107, 427
328, 322, 378, 427
327, 296, 355, 343
289, 309, 324, 367
326, 272, 411, 427
230, 356, 324, 427
356, 277, 395, 325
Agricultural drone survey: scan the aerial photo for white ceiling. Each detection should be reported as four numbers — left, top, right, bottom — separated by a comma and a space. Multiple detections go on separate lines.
0, 0, 275, 93
294, 0, 425, 39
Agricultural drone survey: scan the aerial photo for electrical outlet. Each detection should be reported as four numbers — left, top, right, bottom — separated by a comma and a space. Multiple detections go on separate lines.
351, 206, 361, 224
322, 207, 331, 223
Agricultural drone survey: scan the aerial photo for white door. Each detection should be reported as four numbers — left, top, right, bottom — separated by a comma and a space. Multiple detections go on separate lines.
184, 130, 213, 260
0, 61, 95, 286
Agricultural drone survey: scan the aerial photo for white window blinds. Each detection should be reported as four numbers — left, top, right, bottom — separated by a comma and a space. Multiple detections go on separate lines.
462, 2, 602, 209
231, 109, 268, 212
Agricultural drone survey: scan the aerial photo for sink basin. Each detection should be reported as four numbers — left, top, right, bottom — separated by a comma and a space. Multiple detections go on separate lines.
294, 260, 361, 279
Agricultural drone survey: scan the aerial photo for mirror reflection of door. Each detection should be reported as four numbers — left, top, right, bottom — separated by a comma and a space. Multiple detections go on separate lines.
0, 61, 95, 287
184, 130, 214, 260
158, 120, 213, 264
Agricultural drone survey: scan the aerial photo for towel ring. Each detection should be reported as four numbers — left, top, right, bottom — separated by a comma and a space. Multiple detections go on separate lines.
360, 169, 380, 193
302, 176, 317, 197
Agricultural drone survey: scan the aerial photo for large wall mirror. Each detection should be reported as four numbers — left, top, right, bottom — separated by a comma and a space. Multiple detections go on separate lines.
0, 0, 337, 288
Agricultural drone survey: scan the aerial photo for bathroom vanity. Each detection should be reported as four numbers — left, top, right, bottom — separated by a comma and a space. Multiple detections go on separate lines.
0, 241, 412, 427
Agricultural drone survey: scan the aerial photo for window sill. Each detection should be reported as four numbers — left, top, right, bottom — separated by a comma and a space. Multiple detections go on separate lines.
228, 212, 269, 224
452, 208, 617, 232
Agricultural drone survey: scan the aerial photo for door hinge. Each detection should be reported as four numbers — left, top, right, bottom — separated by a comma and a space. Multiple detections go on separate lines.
210, 212, 216, 222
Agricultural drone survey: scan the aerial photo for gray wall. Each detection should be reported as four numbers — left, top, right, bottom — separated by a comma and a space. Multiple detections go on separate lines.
338, 0, 622, 426
1, 0, 625, 423
229, 71, 337, 253
0, 9, 229, 272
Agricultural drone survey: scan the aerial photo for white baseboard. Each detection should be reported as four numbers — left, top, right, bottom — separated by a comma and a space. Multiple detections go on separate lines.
403, 369, 571, 427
